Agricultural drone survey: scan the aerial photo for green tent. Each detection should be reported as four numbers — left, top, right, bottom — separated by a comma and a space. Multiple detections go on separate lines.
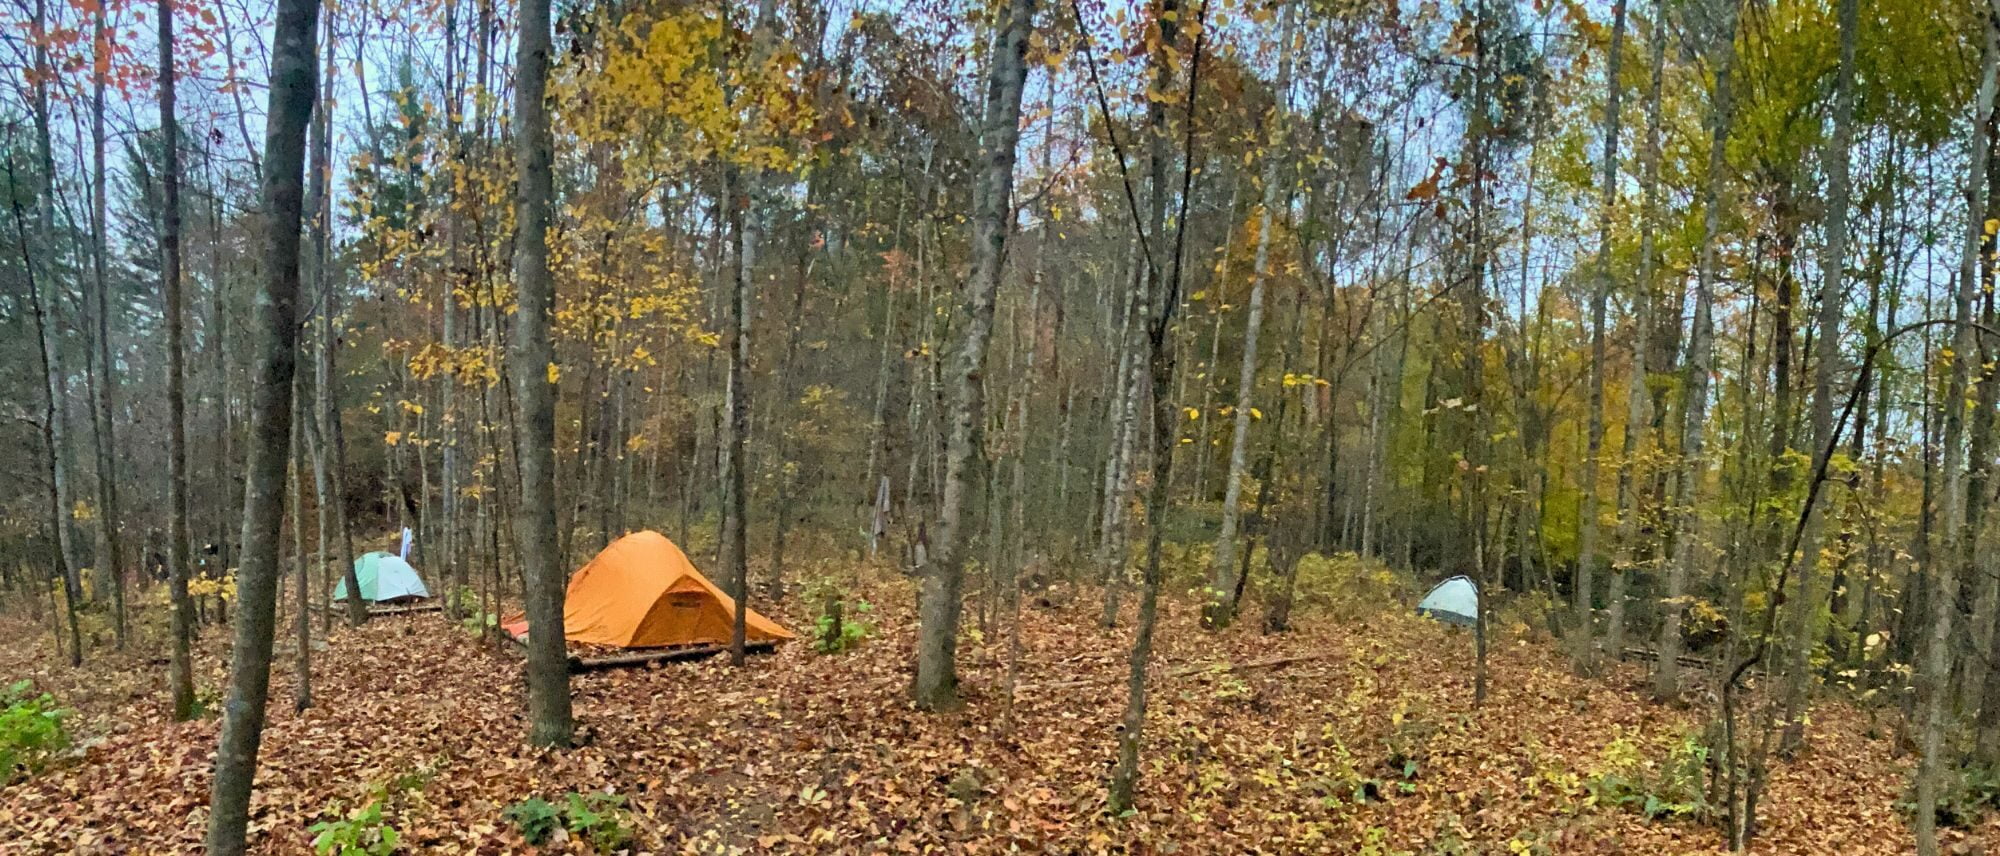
332, 551, 432, 603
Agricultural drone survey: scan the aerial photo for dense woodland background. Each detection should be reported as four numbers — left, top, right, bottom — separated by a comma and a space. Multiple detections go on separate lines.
4, 0, 2000, 850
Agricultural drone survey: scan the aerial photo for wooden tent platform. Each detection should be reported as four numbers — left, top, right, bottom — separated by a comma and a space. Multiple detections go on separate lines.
502, 633, 779, 672
314, 602, 442, 617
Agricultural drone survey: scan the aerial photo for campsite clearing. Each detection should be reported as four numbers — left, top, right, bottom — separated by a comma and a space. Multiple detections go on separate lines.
0, 574, 1984, 854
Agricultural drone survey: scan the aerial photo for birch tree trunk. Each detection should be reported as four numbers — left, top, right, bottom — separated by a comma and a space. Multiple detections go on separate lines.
203, 0, 317, 842
723, 0, 781, 665
1655, 0, 1741, 704
508, 0, 573, 748
1205, 0, 1294, 629
913, 0, 1036, 710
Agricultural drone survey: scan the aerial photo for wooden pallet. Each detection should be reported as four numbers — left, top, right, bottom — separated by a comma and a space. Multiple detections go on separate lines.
314, 602, 442, 617
501, 633, 778, 672
369, 602, 442, 616
1619, 647, 1717, 671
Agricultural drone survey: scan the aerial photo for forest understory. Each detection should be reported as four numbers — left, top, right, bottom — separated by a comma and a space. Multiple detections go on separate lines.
0, 559, 1984, 855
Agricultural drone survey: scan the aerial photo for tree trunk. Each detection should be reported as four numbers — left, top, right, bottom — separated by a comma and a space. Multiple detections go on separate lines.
1107, 0, 1202, 812
1777, 0, 1858, 754
1917, 9, 1999, 852
1097, 239, 1144, 626
1206, 0, 1295, 629
508, 0, 573, 749
1655, 0, 1741, 705
202, 0, 316, 844
25, 0, 83, 656
721, 0, 782, 665
155, 0, 197, 719
306, 25, 365, 630
1609, 0, 1669, 669
291, 379, 312, 713
88, 0, 125, 646
913, 0, 1036, 710
1573, 0, 1628, 670
13, 166, 82, 668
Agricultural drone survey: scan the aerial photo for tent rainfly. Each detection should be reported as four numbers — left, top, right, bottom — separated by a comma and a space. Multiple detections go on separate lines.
502, 530, 795, 649
1416, 575, 1478, 626
333, 551, 432, 603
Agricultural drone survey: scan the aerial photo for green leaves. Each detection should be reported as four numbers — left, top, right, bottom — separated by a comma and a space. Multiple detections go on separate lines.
0, 680, 69, 785
500, 797, 560, 844
501, 792, 631, 852
308, 801, 399, 856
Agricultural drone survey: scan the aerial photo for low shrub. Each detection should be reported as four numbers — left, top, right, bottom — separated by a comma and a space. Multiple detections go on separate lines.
803, 576, 873, 654
1288, 551, 1413, 621
505, 791, 633, 852
1586, 732, 1709, 821
1906, 763, 2000, 828
0, 680, 69, 783
501, 797, 562, 845
308, 800, 399, 855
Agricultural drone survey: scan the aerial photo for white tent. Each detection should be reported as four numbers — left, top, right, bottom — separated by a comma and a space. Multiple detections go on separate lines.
333, 551, 432, 603
1416, 575, 1478, 626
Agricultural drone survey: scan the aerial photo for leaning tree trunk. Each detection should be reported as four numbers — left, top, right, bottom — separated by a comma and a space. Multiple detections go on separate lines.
912, 0, 1037, 710
202, 0, 317, 845
14, 167, 82, 668
508, 0, 573, 749
1655, 0, 1740, 705
25, 0, 83, 658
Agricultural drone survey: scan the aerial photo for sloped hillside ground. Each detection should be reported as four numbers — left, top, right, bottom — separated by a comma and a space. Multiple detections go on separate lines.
0, 561, 1990, 854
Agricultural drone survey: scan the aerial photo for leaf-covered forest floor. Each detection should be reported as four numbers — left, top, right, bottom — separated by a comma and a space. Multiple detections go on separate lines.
0, 566, 1993, 854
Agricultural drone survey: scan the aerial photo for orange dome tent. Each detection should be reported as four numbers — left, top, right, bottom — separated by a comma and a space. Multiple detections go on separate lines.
503, 530, 794, 648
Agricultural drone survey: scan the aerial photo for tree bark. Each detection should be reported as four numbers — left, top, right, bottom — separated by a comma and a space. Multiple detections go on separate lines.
13, 162, 82, 668
202, 0, 317, 843
722, 0, 782, 666
25, 0, 84, 651
291, 378, 312, 713
88, 0, 125, 646
508, 0, 573, 748
1655, 0, 1740, 705
913, 0, 1036, 710
1107, 0, 1202, 813
1573, 0, 1628, 670
156, 0, 197, 720
1609, 0, 1669, 671
1777, 0, 1858, 754
1206, 0, 1294, 628
1917, 7, 1999, 851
